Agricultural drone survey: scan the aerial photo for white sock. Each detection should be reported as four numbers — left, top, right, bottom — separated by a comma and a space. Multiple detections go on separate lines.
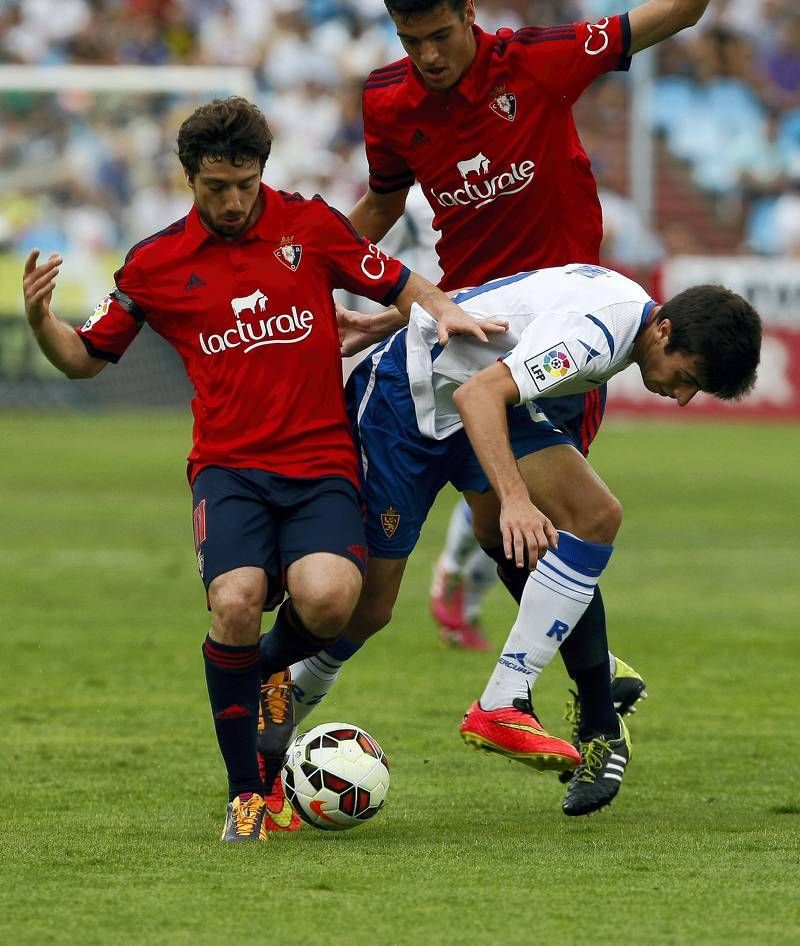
439, 499, 480, 575
480, 532, 613, 711
290, 638, 362, 726
608, 652, 617, 679
462, 546, 499, 623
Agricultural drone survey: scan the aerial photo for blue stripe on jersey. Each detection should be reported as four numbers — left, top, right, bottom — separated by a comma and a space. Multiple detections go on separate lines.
453, 269, 535, 304
510, 34, 578, 47
120, 217, 187, 266
364, 76, 406, 91
637, 300, 658, 338
367, 61, 406, 80
584, 313, 615, 358
316, 196, 365, 242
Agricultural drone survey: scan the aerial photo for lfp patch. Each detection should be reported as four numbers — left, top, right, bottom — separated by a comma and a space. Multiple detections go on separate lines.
524, 342, 578, 392
82, 294, 112, 332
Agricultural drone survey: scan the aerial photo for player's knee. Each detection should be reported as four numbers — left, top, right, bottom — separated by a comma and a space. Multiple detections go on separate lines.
579, 493, 623, 545
293, 574, 362, 637
300, 597, 357, 637
209, 581, 264, 644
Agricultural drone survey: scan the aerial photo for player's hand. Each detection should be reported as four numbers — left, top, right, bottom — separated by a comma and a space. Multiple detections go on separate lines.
337, 302, 406, 356
435, 300, 508, 346
23, 249, 61, 330
500, 491, 559, 569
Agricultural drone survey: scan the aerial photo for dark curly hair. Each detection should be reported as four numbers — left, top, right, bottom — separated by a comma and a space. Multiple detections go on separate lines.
658, 285, 762, 400
384, 0, 468, 20
177, 97, 272, 179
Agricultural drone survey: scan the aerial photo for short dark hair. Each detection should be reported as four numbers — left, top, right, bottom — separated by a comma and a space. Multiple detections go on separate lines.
384, 0, 467, 20
177, 97, 272, 179
658, 285, 762, 400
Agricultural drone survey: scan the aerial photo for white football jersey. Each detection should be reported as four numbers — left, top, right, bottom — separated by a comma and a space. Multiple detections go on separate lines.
406, 264, 655, 439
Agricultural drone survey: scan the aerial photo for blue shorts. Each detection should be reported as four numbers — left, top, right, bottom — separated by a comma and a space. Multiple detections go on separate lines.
347, 333, 575, 559
191, 467, 367, 604
539, 388, 606, 457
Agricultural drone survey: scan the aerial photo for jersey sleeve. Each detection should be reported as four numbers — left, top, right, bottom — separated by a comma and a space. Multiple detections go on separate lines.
502, 310, 613, 404
363, 86, 415, 194
75, 254, 147, 363
518, 14, 631, 105
316, 199, 411, 306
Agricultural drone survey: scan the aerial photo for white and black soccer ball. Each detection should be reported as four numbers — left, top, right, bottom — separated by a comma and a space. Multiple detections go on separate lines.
281, 722, 390, 831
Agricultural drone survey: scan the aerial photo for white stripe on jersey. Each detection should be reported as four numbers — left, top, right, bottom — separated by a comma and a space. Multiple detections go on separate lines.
355, 330, 403, 477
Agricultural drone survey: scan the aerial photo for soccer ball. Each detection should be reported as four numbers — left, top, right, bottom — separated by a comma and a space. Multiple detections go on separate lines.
281, 722, 390, 831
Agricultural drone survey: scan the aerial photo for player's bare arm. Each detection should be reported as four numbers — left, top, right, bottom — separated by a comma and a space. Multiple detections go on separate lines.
628, 0, 710, 55
453, 361, 558, 569
348, 187, 409, 244
395, 272, 508, 347
22, 250, 106, 380
336, 301, 408, 357
337, 289, 469, 356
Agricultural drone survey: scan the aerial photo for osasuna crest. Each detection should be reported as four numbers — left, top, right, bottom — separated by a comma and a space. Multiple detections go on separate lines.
490, 91, 517, 122
380, 506, 400, 539
275, 237, 302, 271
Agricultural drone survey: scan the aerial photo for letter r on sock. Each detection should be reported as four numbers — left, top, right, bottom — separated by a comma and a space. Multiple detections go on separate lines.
545, 619, 570, 642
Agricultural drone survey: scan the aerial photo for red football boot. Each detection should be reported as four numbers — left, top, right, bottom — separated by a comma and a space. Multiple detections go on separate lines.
439, 621, 492, 651
460, 698, 580, 771
429, 559, 465, 630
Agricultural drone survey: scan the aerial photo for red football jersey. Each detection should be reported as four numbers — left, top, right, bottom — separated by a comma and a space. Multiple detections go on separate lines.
363, 16, 631, 290
77, 184, 410, 485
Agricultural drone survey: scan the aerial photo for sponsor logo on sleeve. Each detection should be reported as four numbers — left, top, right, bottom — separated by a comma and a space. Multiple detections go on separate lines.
361, 242, 389, 280
82, 294, 112, 332
585, 17, 610, 56
524, 342, 578, 392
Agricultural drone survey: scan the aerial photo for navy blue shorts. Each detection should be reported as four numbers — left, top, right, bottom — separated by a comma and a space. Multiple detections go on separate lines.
347, 333, 575, 559
191, 467, 367, 602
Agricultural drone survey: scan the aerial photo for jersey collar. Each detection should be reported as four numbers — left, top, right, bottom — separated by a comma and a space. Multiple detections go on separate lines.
183, 183, 285, 249
406, 25, 495, 107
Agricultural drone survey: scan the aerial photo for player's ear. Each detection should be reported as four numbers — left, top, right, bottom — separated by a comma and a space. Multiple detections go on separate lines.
183, 167, 195, 192
464, 0, 476, 27
657, 317, 672, 346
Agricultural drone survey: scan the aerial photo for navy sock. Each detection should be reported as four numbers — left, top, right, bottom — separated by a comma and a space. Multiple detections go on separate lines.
260, 599, 336, 679
572, 659, 618, 740
560, 587, 610, 675
324, 636, 363, 661
202, 635, 263, 802
480, 544, 528, 603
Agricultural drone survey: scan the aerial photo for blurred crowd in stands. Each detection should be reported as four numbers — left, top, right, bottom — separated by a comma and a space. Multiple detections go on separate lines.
2, 0, 800, 285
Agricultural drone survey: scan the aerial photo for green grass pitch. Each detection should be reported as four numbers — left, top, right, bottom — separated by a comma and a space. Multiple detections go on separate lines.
0, 413, 797, 945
